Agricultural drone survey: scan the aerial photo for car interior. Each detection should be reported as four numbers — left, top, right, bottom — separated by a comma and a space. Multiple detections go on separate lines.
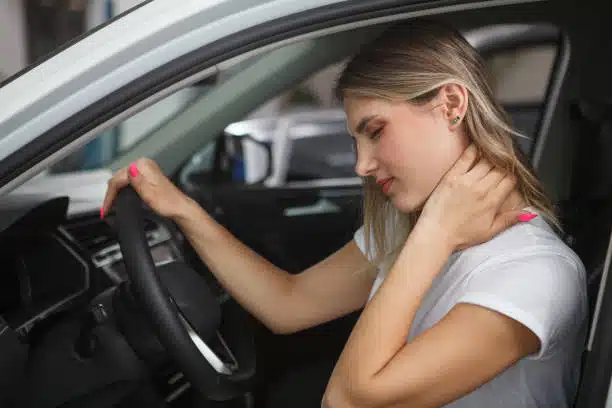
1, 1, 611, 407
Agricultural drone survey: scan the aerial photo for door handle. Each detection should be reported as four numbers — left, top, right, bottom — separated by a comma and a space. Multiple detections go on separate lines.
283, 198, 341, 217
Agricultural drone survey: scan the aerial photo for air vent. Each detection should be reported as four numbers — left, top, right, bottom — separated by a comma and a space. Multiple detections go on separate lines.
63, 217, 116, 253
62, 215, 159, 254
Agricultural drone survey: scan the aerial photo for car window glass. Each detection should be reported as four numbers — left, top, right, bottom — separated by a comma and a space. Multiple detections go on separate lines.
50, 51, 265, 174
184, 38, 560, 187
286, 132, 355, 182
181, 61, 354, 187
484, 43, 557, 153
1, 1, 147, 86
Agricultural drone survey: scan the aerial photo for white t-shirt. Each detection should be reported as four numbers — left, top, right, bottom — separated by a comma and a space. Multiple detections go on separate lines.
354, 213, 588, 407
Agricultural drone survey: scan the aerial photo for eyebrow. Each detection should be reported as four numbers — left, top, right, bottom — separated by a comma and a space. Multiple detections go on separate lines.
355, 115, 378, 134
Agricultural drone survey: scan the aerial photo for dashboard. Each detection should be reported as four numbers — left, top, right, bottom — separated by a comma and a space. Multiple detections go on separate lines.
0, 194, 182, 338
61, 211, 180, 285
1, 229, 89, 335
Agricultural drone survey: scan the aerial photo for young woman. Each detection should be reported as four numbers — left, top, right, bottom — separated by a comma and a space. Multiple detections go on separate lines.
101, 19, 587, 408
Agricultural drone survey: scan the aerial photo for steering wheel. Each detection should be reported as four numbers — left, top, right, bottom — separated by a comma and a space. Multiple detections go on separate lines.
112, 187, 255, 401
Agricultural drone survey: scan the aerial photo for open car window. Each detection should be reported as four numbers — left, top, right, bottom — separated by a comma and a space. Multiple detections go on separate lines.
180, 23, 562, 189
485, 43, 558, 154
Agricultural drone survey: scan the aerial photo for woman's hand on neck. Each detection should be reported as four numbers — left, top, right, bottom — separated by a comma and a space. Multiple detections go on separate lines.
500, 189, 527, 213
415, 146, 528, 252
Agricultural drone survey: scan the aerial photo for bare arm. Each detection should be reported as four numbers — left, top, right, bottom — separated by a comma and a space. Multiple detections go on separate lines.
175, 198, 376, 334
102, 159, 376, 335
323, 224, 538, 408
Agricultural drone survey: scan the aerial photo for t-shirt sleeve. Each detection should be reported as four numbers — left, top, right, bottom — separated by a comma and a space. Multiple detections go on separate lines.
354, 225, 377, 261
354, 225, 366, 254
457, 254, 587, 360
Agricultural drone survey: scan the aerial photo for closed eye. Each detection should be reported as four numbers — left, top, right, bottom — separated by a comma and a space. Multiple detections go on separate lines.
369, 126, 384, 140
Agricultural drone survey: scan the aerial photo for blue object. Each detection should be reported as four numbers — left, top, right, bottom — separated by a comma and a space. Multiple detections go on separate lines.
232, 158, 245, 181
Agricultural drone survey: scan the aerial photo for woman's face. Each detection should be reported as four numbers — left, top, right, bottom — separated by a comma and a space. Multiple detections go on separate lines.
344, 93, 469, 213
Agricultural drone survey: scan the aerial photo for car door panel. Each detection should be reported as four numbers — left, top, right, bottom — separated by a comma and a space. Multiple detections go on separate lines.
206, 183, 361, 273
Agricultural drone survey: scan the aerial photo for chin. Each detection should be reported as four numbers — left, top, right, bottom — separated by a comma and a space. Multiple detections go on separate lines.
390, 193, 424, 214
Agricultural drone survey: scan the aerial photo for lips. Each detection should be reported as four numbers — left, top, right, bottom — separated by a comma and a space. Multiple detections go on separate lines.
376, 178, 394, 194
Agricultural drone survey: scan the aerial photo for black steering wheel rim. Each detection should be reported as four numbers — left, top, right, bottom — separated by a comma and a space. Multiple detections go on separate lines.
113, 187, 254, 400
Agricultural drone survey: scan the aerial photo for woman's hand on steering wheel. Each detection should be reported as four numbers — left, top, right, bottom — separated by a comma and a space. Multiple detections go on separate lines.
101, 158, 194, 221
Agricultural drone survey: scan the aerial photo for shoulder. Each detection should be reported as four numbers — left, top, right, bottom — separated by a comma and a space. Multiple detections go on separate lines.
455, 216, 587, 310
453, 217, 588, 358
458, 215, 584, 278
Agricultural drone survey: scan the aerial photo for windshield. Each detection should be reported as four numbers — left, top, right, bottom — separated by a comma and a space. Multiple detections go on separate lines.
0, 1, 149, 89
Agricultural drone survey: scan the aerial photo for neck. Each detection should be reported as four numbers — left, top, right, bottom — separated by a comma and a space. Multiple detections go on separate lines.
409, 190, 527, 218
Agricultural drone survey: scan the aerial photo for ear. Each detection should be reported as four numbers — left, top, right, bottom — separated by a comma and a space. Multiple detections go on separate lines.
438, 83, 469, 128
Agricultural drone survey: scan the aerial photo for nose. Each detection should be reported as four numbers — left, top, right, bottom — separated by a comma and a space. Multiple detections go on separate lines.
354, 141, 378, 177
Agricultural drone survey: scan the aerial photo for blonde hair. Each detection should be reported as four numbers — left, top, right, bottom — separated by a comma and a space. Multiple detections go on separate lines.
336, 19, 558, 267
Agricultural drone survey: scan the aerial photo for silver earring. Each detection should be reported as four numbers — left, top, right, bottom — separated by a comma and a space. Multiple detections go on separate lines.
451, 115, 461, 125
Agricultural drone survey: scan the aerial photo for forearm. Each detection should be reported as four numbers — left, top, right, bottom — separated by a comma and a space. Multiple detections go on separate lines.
326, 223, 453, 406
173, 198, 296, 333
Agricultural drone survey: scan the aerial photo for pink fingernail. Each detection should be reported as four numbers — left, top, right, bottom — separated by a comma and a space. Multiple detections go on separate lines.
518, 212, 537, 222
129, 163, 139, 178
100, 207, 105, 220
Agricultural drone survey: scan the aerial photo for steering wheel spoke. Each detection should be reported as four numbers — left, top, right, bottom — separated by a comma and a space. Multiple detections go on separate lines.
177, 312, 235, 375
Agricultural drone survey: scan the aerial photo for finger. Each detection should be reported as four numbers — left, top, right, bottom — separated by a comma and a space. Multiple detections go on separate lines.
127, 160, 147, 197
490, 173, 517, 207
447, 145, 478, 178
127, 160, 156, 205
127, 161, 142, 185
491, 209, 525, 235
101, 168, 129, 218
480, 168, 506, 190
465, 159, 493, 182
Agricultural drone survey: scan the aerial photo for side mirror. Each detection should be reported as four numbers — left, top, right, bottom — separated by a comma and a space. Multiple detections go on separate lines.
227, 133, 273, 184
181, 132, 273, 189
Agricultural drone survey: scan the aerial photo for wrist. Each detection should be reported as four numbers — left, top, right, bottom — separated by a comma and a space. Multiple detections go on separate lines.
170, 196, 203, 225
412, 216, 457, 255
